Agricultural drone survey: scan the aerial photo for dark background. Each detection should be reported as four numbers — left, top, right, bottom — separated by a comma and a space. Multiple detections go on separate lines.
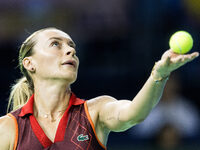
0, 0, 200, 149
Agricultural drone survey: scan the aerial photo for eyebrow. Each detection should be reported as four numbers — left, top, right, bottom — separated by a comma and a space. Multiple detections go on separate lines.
48, 37, 76, 47
48, 37, 63, 41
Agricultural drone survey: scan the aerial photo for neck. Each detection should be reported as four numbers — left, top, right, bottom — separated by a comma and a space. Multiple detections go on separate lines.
33, 79, 71, 116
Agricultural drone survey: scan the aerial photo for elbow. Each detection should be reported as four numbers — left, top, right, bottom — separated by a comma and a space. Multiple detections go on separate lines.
128, 114, 148, 126
128, 118, 145, 126
107, 116, 147, 132
134, 117, 146, 124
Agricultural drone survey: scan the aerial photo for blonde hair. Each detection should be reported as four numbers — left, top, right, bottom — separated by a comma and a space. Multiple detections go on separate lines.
7, 27, 57, 112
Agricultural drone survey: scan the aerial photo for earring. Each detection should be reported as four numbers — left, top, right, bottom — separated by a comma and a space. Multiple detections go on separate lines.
31, 68, 35, 72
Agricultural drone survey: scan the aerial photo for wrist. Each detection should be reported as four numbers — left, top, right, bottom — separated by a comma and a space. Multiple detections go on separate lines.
151, 62, 170, 83
151, 71, 169, 83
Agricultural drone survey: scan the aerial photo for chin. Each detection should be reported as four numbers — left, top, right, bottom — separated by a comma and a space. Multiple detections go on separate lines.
62, 73, 77, 84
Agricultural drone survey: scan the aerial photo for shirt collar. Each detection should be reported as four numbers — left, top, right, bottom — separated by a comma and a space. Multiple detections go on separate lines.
19, 92, 85, 117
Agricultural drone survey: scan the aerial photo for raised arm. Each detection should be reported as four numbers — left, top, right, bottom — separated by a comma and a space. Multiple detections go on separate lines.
98, 50, 199, 132
0, 115, 16, 150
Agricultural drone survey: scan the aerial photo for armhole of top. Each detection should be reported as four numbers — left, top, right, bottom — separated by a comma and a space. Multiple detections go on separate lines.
84, 102, 107, 150
7, 113, 18, 150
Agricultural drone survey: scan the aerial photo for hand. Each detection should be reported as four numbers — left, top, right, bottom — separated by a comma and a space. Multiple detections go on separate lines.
152, 49, 199, 79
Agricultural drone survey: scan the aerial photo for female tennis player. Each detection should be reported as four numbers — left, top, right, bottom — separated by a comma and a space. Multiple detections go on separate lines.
0, 28, 198, 150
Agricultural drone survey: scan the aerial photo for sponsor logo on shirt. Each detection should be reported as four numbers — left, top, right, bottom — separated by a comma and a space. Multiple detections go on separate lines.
77, 134, 89, 141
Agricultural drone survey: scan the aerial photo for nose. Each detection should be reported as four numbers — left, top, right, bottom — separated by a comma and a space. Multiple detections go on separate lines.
65, 48, 76, 57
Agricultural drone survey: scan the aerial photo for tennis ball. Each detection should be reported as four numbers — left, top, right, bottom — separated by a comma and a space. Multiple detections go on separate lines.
169, 31, 193, 54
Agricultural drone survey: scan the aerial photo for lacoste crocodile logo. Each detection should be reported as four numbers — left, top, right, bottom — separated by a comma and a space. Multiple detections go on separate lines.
77, 134, 89, 141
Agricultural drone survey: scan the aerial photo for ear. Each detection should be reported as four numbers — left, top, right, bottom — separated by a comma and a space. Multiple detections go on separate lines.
22, 57, 36, 72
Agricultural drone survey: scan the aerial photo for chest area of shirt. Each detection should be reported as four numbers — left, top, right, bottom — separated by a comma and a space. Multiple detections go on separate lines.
36, 117, 61, 142
30, 105, 89, 147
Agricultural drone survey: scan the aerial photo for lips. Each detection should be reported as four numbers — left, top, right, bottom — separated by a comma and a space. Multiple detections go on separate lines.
61, 60, 77, 68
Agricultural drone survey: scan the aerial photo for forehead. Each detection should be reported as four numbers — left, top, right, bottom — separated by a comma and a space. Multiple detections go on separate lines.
38, 29, 72, 41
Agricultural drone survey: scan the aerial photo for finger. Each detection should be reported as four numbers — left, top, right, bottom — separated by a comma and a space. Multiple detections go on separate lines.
187, 54, 199, 63
171, 55, 184, 63
181, 55, 194, 63
161, 49, 173, 59
182, 52, 199, 62
173, 54, 198, 66
182, 52, 199, 58
190, 52, 199, 59
172, 51, 198, 62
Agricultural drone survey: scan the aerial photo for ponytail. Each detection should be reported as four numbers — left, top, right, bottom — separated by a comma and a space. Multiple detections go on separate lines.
7, 77, 33, 113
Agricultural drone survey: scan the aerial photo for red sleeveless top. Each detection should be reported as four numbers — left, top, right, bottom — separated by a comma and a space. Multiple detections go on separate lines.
8, 93, 106, 150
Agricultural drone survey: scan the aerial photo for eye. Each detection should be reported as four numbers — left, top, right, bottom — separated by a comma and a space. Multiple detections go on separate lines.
68, 41, 76, 48
51, 41, 60, 47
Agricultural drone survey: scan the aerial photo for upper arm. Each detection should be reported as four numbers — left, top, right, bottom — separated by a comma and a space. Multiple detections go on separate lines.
97, 96, 136, 132
0, 115, 16, 150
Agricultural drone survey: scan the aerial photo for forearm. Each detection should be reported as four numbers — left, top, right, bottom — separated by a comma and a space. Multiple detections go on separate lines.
129, 74, 168, 122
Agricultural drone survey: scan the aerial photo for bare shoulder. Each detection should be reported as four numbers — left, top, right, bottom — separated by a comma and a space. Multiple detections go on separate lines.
86, 95, 117, 109
85, 95, 118, 124
0, 115, 16, 150
85, 95, 117, 145
85, 95, 118, 126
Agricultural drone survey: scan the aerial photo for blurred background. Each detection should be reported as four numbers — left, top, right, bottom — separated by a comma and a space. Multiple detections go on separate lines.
0, 0, 200, 149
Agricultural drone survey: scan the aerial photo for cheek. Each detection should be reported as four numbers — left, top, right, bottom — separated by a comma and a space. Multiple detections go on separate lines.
35, 55, 60, 74
35, 48, 61, 65
76, 57, 80, 67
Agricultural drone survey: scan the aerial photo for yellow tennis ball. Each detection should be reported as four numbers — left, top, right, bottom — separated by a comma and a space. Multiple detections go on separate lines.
169, 31, 193, 54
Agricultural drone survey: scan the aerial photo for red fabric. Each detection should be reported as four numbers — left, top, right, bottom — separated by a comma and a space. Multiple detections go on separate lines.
54, 95, 73, 142
29, 115, 53, 148
18, 94, 34, 117
18, 93, 85, 148
19, 93, 84, 117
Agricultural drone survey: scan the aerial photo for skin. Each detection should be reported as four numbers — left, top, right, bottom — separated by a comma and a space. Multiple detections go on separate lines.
0, 29, 199, 149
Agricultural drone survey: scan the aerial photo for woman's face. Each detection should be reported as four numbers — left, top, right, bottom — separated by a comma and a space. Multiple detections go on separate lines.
29, 29, 79, 84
